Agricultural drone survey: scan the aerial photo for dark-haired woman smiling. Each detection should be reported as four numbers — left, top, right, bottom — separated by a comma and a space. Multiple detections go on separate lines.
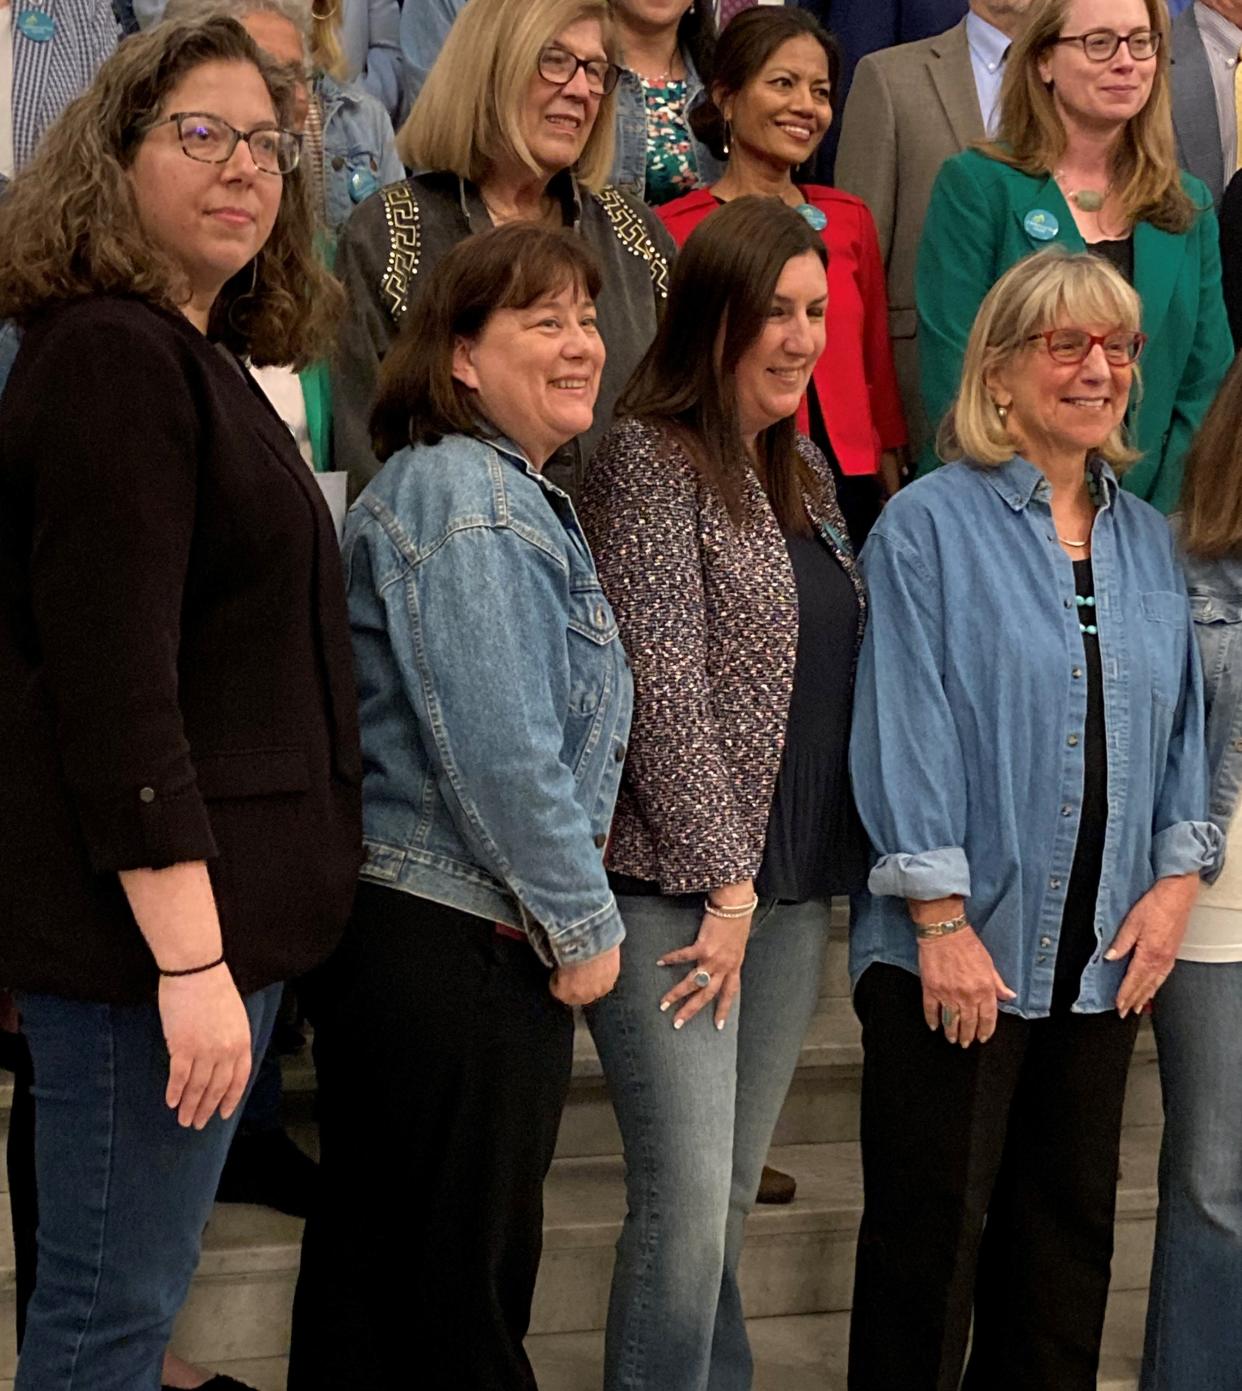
291, 221, 631, 1390
580, 194, 868, 1391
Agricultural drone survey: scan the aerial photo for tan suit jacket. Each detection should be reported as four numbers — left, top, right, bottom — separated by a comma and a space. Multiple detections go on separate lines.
835, 18, 985, 454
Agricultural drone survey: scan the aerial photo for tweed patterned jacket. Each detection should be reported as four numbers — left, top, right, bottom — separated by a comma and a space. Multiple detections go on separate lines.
579, 416, 865, 894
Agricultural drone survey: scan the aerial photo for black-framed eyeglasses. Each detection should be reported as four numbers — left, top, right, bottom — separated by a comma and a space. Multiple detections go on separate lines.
155, 112, 302, 175
1025, 328, 1147, 365
1051, 28, 1160, 61
537, 45, 620, 97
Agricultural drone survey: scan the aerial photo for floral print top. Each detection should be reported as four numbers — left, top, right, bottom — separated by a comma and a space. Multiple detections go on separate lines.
641, 76, 703, 206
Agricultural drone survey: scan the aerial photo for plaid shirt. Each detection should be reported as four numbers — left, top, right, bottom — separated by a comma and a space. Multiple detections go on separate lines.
12, 0, 118, 171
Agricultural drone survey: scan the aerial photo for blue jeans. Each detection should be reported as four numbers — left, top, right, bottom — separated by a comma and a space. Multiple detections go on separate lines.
586, 894, 830, 1391
1142, 961, 1242, 1391
15, 982, 282, 1391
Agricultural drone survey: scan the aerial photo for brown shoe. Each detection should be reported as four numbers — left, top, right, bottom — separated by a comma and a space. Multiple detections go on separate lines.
756, 1163, 796, 1205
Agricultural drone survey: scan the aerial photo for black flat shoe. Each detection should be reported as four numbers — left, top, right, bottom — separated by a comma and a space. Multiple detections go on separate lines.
162, 1378, 260, 1391
756, 1163, 797, 1205
215, 1127, 318, 1218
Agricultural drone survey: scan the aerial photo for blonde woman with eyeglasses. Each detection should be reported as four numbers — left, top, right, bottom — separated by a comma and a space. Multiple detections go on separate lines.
914, 0, 1232, 513
849, 248, 1217, 1391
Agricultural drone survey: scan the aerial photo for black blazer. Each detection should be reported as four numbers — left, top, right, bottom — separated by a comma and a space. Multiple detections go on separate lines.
0, 296, 362, 1003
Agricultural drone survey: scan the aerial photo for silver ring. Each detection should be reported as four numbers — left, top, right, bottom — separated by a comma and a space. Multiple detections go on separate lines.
693, 969, 712, 990
941, 1006, 958, 1029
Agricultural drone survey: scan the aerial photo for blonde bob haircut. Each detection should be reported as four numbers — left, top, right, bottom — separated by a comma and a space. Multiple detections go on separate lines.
939, 248, 1143, 471
987, 0, 1196, 235
0, 16, 341, 367
397, 0, 617, 190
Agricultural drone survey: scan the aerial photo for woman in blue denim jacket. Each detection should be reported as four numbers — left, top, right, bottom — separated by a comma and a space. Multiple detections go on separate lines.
848, 249, 1219, 1391
1142, 357, 1242, 1390
608, 0, 723, 204
289, 223, 632, 1389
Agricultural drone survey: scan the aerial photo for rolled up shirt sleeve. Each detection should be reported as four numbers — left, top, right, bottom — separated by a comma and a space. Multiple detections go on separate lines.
850, 523, 972, 905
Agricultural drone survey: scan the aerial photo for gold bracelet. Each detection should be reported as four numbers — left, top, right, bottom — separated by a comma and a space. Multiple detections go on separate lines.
913, 914, 968, 940
704, 894, 759, 920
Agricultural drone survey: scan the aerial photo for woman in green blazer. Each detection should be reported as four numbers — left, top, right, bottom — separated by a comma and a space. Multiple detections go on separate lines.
915, 0, 1231, 514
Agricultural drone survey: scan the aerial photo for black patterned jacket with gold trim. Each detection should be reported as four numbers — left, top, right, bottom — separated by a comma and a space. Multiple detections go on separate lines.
332, 169, 676, 498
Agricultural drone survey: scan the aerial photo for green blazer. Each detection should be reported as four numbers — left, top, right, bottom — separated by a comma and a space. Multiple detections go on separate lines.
915, 149, 1232, 513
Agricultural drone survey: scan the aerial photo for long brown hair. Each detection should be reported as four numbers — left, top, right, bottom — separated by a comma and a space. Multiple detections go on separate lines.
985, 0, 1197, 235
618, 195, 827, 534
1179, 358, 1242, 558
0, 16, 341, 367
371, 222, 603, 461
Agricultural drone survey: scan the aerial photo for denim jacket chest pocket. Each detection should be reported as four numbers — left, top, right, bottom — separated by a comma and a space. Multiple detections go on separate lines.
1140, 589, 1191, 710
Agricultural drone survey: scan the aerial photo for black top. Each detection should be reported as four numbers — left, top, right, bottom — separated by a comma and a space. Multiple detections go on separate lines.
755, 529, 870, 900
1220, 168, 1242, 350
0, 296, 362, 1003
1086, 235, 1135, 284
1054, 557, 1108, 1009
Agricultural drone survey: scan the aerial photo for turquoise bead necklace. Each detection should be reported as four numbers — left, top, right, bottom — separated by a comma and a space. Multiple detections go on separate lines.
1069, 469, 1102, 637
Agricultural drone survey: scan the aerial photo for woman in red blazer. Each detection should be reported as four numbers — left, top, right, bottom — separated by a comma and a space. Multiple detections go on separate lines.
659, 4, 905, 544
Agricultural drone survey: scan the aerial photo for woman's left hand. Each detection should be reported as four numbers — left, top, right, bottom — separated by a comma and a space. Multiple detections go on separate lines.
657, 910, 752, 1032
1105, 872, 1199, 1018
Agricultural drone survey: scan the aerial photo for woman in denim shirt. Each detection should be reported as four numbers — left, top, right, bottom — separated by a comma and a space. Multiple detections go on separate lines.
848, 249, 1218, 1391
289, 223, 632, 1389
1142, 357, 1242, 1389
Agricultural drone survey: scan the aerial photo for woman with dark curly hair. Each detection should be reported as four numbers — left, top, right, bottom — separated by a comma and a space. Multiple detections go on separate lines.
0, 18, 361, 1389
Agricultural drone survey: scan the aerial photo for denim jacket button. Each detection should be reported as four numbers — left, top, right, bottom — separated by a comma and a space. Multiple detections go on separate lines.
1060, 804, 1072, 816
615, 744, 626, 762
1040, 935, 1052, 947
1049, 877, 1061, 890
593, 832, 607, 849
1072, 667, 1083, 679
1067, 733, 1080, 747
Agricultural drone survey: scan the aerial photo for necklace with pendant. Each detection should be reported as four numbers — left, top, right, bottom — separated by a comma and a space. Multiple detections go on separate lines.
1055, 169, 1110, 213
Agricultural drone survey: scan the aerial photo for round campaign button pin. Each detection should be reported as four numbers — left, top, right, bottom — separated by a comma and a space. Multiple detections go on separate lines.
349, 167, 380, 204
1023, 208, 1059, 241
795, 202, 828, 232
17, 8, 56, 39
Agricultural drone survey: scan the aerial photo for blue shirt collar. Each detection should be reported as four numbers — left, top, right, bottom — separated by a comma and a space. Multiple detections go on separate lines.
981, 453, 1120, 512
965, 10, 1011, 73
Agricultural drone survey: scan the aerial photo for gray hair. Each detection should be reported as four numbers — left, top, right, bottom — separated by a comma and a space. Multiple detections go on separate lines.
161, 0, 312, 47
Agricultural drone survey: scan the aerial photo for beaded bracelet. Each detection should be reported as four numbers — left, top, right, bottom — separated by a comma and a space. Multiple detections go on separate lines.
704, 894, 759, 921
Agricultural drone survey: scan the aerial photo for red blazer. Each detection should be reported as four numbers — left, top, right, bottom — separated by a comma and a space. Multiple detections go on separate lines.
658, 185, 907, 476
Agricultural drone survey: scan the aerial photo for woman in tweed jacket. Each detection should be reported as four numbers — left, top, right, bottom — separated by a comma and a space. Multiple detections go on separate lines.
578, 196, 868, 1391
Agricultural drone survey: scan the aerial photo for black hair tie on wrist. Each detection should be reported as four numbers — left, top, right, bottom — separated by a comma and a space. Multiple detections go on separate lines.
158, 954, 225, 978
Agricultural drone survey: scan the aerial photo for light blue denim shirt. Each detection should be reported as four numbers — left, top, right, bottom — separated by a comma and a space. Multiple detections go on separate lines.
1181, 543, 1242, 874
609, 55, 724, 202
318, 73, 404, 234
849, 456, 1220, 1018
345, 431, 632, 967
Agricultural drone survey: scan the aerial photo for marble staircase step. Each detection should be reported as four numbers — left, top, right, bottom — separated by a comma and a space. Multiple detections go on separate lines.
0, 1126, 1159, 1377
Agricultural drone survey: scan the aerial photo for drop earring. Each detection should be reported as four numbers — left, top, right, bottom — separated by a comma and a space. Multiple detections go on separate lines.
722, 118, 731, 156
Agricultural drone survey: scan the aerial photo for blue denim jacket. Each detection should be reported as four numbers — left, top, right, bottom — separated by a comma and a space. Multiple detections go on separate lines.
319, 73, 404, 235
1181, 545, 1242, 878
608, 57, 724, 201
849, 456, 1220, 1018
345, 432, 633, 966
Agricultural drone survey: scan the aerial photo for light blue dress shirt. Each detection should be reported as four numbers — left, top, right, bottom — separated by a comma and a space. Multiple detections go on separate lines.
849, 457, 1220, 1019
399, 0, 462, 112
965, 9, 1009, 138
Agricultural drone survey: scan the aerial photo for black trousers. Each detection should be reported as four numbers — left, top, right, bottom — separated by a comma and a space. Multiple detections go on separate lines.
288, 883, 574, 1390
848, 964, 1140, 1391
